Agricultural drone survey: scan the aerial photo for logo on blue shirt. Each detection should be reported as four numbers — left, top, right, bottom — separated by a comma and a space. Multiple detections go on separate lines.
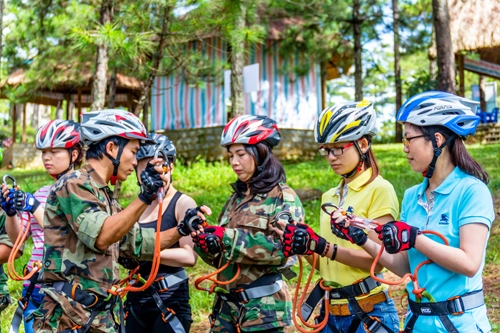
439, 213, 449, 225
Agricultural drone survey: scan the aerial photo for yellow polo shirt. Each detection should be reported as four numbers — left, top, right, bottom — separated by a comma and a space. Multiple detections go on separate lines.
318, 168, 399, 303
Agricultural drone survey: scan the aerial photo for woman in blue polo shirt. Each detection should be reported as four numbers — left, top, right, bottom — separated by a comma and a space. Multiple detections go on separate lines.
360, 91, 494, 333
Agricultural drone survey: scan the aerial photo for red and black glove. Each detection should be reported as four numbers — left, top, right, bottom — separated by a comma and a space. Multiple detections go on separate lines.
375, 221, 420, 254
196, 226, 225, 255
282, 223, 326, 257
331, 222, 368, 246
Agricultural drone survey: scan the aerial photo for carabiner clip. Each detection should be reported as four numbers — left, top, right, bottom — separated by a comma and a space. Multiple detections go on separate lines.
153, 150, 170, 174
272, 211, 294, 230
2, 175, 18, 190
321, 203, 339, 216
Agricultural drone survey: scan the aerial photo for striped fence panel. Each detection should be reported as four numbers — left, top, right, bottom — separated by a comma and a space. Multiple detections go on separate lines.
151, 38, 322, 131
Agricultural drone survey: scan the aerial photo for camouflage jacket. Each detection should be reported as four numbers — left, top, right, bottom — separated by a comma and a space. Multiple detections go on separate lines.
196, 182, 304, 330
198, 182, 303, 285
41, 164, 155, 296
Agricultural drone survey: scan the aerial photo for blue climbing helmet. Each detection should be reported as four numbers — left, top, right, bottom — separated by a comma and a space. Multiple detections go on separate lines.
397, 91, 480, 137
398, 91, 480, 179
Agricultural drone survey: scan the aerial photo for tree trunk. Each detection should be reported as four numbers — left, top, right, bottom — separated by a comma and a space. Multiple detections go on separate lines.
90, 0, 113, 111
479, 75, 486, 112
108, 67, 117, 109
392, 0, 403, 143
32, 103, 39, 128
22, 103, 27, 143
352, 0, 363, 101
432, 0, 455, 93
0, 0, 4, 80
12, 103, 16, 143
134, 5, 171, 116
229, 1, 246, 117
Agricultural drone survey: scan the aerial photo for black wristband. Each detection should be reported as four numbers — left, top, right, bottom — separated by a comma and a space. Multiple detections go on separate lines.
30, 198, 41, 214
331, 244, 338, 261
314, 236, 327, 256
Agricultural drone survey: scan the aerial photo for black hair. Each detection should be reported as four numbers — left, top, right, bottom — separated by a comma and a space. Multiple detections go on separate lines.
232, 142, 286, 195
71, 142, 85, 168
418, 125, 490, 184
85, 136, 129, 161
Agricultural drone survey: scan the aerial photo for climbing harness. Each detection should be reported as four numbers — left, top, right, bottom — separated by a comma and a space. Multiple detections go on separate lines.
288, 203, 394, 333
195, 210, 297, 331
334, 209, 485, 332
3, 175, 44, 333
126, 270, 189, 333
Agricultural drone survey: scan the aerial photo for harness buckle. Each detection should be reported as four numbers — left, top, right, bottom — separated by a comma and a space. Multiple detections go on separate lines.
18, 297, 28, 311
364, 316, 382, 333
235, 288, 249, 303
161, 308, 176, 323
155, 277, 169, 292
448, 296, 464, 315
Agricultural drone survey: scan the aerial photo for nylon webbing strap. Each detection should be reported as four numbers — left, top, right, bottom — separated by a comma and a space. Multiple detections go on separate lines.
149, 280, 186, 333
10, 272, 40, 333
218, 274, 283, 304
151, 270, 188, 291
404, 290, 484, 333
301, 274, 383, 322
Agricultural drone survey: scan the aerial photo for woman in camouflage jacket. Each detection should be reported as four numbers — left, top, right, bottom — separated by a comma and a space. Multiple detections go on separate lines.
194, 115, 304, 333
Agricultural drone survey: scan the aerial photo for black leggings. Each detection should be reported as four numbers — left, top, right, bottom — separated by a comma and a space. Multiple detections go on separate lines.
125, 299, 192, 333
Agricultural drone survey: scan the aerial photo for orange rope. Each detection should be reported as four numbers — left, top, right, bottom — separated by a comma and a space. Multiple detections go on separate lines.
292, 253, 331, 333
370, 230, 449, 299
108, 189, 165, 298
7, 209, 42, 281
194, 260, 240, 294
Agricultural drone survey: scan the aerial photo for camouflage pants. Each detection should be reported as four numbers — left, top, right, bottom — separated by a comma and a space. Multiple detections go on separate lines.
0, 265, 12, 313
30, 288, 122, 333
210, 295, 290, 333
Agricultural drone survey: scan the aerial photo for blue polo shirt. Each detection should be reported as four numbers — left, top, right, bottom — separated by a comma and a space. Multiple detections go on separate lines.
401, 167, 494, 332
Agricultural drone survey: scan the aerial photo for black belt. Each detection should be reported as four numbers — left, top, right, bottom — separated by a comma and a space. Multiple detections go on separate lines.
404, 290, 485, 333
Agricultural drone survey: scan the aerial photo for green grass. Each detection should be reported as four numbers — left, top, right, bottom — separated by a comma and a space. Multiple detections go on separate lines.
1, 143, 499, 331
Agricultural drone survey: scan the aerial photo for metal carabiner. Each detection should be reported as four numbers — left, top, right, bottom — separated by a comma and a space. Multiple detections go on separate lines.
2, 174, 18, 190
272, 211, 294, 231
321, 203, 339, 216
153, 150, 170, 174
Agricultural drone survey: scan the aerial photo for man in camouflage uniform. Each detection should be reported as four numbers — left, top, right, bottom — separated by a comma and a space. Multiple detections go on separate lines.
31, 110, 207, 333
194, 115, 304, 332
0, 210, 13, 317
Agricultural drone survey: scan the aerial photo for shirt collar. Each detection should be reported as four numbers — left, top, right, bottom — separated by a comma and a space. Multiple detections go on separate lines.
416, 166, 463, 196
81, 164, 108, 188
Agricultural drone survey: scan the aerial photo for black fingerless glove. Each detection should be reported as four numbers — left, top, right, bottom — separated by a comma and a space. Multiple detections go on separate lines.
138, 162, 164, 205
177, 206, 207, 236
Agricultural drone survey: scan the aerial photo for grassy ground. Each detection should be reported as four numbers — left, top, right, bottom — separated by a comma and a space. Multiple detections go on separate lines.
1, 143, 499, 332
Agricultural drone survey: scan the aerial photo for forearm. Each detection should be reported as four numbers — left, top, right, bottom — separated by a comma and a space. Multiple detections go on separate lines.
362, 239, 410, 277
32, 206, 44, 230
159, 228, 182, 251
414, 235, 480, 277
5, 215, 21, 244
335, 246, 384, 272
95, 198, 148, 250
159, 246, 197, 267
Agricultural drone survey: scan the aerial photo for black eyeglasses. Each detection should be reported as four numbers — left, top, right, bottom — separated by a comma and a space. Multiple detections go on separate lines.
318, 142, 354, 157
402, 135, 426, 148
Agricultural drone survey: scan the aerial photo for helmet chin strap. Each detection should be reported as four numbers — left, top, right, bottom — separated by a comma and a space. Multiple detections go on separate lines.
423, 132, 456, 179
340, 141, 369, 179
104, 142, 126, 185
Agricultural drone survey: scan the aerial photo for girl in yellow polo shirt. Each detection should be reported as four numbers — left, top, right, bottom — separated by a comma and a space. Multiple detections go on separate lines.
281, 101, 400, 333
